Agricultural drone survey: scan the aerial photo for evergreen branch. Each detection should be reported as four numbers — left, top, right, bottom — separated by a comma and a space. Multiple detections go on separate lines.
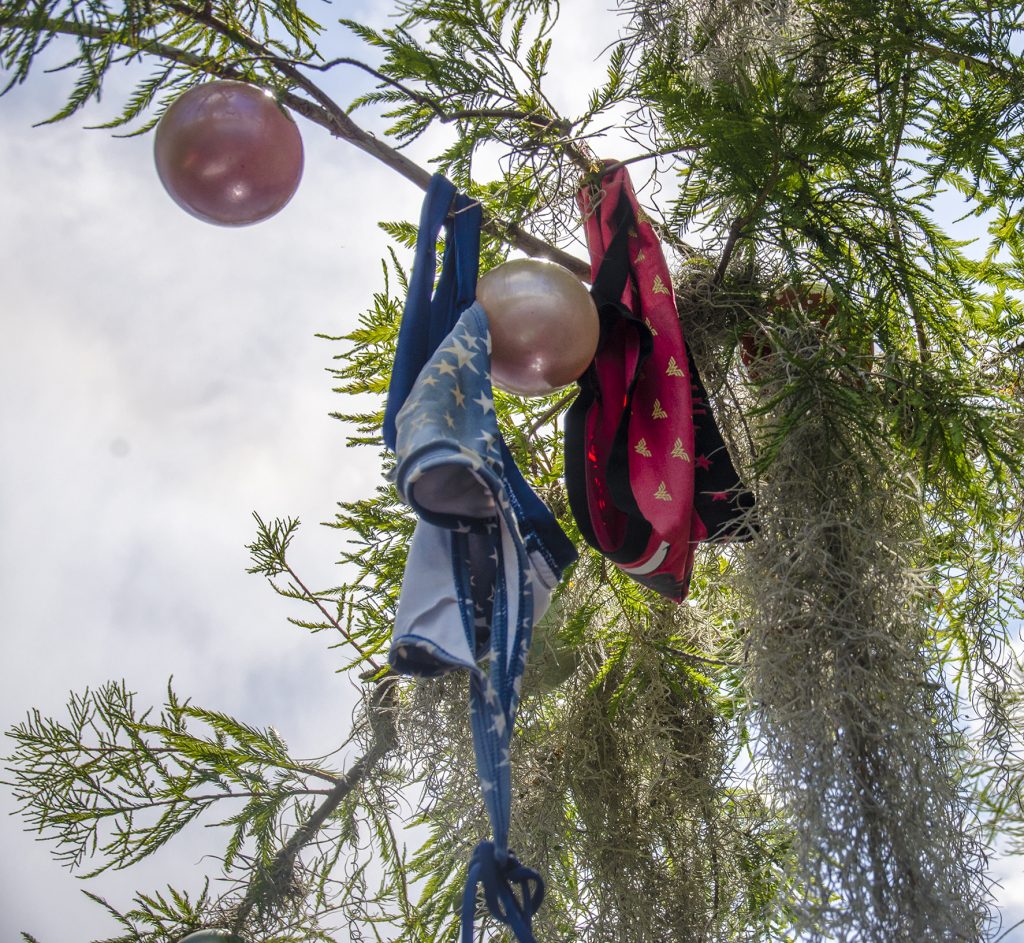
523, 389, 576, 439
43, 740, 349, 789
231, 679, 398, 931
660, 645, 740, 670
874, 45, 932, 365
297, 55, 574, 132
283, 561, 383, 672
162, 1, 593, 272
992, 339, 1024, 362
908, 36, 1021, 82
7, 2, 1024, 939
372, 791, 414, 925
79, 788, 337, 815
159, 0, 432, 177
444, 106, 570, 129
0, 11, 591, 278
712, 147, 786, 285
597, 143, 701, 177
248, 513, 384, 670
1, 14, 247, 85
3, 682, 363, 877
78, 880, 215, 941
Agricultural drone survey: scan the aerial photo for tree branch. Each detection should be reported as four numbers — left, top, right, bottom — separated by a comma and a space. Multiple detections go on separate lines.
280, 561, 383, 672
80, 787, 337, 818
714, 214, 753, 286
295, 55, 574, 132
30, 742, 348, 786
230, 678, 398, 932
714, 168, 782, 284
524, 390, 577, 439
907, 35, 1022, 81
661, 645, 740, 669
596, 143, 700, 178
997, 339, 1024, 361
1, 12, 592, 279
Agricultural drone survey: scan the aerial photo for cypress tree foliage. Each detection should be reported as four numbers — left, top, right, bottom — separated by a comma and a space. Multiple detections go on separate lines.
3, 0, 1024, 941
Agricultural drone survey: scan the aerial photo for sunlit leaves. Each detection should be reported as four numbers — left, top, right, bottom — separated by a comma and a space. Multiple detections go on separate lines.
5, 0, 1024, 939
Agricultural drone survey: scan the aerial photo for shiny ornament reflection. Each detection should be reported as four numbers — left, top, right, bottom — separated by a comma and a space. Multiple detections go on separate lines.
476, 258, 598, 397
154, 81, 303, 226
178, 930, 249, 943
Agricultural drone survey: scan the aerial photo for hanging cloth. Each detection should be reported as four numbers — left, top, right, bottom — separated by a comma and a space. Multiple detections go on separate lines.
385, 175, 577, 943
565, 164, 754, 601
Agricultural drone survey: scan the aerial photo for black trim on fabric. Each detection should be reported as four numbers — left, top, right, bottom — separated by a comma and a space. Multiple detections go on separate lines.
564, 190, 655, 567
563, 380, 601, 550
686, 346, 758, 542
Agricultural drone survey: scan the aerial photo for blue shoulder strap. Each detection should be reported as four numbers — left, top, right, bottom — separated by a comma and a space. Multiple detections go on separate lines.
383, 174, 482, 451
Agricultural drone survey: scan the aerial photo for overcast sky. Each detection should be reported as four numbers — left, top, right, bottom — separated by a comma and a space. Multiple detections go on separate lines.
0, 7, 407, 938
1, 4, 1023, 941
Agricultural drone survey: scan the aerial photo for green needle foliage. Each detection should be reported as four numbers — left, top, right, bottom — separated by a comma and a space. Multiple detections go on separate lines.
4, 0, 1024, 940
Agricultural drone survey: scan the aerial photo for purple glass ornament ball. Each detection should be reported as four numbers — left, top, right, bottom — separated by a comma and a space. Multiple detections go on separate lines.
476, 258, 599, 397
154, 81, 303, 226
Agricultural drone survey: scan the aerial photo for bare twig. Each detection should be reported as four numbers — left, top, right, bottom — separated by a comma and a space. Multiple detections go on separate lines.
281, 561, 383, 672
597, 143, 700, 178
524, 390, 577, 439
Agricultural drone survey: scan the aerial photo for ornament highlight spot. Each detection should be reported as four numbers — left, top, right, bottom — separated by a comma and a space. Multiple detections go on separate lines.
178, 930, 249, 943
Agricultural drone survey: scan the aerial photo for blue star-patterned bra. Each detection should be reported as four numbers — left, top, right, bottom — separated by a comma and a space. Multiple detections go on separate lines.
383, 176, 576, 943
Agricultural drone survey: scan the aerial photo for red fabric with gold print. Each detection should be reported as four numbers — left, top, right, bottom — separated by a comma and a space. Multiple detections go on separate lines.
565, 165, 753, 600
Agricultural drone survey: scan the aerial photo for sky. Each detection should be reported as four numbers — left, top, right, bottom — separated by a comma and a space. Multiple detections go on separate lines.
1, 3, 1024, 942
0, 10, 404, 939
